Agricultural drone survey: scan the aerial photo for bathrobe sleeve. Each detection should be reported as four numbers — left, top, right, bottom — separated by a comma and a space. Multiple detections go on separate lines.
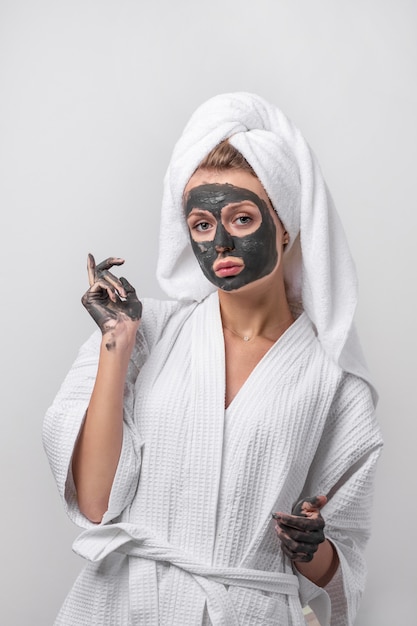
43, 298, 183, 529
296, 373, 383, 626
42, 325, 148, 528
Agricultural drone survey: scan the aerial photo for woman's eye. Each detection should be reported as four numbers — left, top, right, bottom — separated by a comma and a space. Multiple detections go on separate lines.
196, 222, 212, 231
235, 216, 252, 225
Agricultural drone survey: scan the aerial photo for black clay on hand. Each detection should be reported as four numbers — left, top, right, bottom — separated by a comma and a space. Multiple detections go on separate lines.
272, 495, 327, 562
81, 254, 142, 335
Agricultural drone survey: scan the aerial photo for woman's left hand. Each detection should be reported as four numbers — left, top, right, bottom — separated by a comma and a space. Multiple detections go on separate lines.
272, 495, 327, 562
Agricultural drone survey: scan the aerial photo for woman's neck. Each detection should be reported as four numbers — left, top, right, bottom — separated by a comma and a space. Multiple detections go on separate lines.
218, 277, 294, 343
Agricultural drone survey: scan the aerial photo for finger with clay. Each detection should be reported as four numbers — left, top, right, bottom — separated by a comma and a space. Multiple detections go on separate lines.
81, 253, 142, 341
272, 495, 327, 562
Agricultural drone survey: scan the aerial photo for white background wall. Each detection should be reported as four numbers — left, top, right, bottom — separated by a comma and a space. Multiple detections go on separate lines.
1, 1, 415, 623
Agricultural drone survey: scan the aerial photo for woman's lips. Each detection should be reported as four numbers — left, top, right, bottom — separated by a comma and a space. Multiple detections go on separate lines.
213, 258, 244, 277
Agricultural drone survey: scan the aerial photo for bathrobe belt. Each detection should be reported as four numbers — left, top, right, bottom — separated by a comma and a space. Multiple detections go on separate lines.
73, 522, 300, 625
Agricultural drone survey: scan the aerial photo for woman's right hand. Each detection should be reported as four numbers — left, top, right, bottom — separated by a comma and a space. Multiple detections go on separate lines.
81, 254, 142, 342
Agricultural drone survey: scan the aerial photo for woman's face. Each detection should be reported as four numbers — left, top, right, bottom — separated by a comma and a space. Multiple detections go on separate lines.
184, 169, 286, 292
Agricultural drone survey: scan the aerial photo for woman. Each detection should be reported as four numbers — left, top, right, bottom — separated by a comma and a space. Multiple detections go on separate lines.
43, 92, 382, 625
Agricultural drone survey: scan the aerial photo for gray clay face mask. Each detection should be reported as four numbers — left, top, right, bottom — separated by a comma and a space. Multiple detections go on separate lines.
185, 183, 278, 291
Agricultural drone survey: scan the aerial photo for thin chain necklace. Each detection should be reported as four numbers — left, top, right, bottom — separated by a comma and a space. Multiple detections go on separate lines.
223, 315, 294, 343
223, 326, 252, 342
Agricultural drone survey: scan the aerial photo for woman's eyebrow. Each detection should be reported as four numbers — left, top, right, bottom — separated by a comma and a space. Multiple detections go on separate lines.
187, 209, 213, 217
222, 200, 257, 209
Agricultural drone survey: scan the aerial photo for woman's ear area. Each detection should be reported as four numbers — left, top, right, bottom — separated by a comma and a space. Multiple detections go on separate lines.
267, 203, 289, 248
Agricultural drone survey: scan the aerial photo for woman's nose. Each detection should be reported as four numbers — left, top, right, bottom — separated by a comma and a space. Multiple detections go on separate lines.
214, 224, 234, 252
215, 243, 234, 252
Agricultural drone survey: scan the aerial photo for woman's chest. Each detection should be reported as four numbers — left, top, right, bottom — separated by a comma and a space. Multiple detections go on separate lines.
224, 334, 276, 408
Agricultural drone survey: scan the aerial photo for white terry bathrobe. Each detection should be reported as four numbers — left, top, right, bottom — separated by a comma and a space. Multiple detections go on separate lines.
43, 93, 383, 626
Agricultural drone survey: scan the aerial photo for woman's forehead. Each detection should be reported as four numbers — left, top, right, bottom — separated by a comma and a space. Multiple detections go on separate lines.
185, 168, 264, 197
184, 169, 274, 209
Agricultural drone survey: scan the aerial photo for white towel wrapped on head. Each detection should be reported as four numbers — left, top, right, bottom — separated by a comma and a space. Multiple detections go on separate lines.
157, 92, 375, 399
